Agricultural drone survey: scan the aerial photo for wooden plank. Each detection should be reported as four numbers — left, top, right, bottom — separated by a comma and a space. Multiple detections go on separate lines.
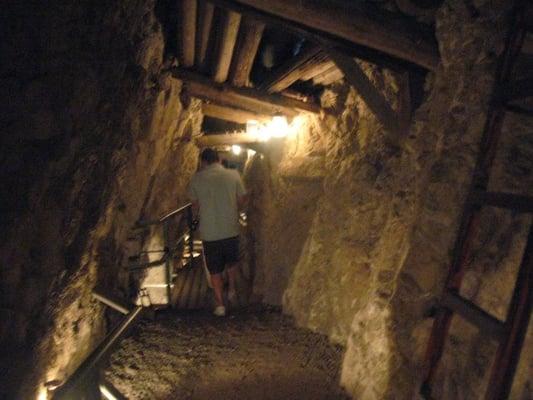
195, 0, 215, 70
313, 65, 343, 85
319, 69, 344, 86
397, 71, 412, 134
328, 49, 400, 136
196, 132, 258, 146
202, 103, 271, 123
228, 17, 265, 86
440, 291, 506, 341
299, 60, 336, 81
487, 225, 533, 400
259, 45, 328, 92
213, 10, 242, 83
172, 67, 320, 115
470, 191, 533, 213
178, 0, 197, 68
209, 0, 439, 70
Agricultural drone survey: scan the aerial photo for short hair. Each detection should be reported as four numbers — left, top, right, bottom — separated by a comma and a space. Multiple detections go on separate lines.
200, 148, 219, 163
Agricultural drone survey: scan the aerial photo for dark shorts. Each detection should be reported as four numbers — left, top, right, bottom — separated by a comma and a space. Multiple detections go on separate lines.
203, 236, 240, 275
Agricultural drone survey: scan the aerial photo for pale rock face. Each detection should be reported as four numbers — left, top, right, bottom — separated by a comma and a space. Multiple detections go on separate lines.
246, 0, 532, 398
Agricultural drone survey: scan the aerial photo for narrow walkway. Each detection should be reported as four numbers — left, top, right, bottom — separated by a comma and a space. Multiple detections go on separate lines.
105, 307, 350, 400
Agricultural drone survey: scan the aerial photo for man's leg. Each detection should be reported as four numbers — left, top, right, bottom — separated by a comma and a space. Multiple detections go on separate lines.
211, 273, 224, 307
226, 263, 238, 294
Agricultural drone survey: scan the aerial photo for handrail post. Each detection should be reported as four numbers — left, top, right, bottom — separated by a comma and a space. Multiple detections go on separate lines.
187, 205, 194, 267
163, 220, 172, 307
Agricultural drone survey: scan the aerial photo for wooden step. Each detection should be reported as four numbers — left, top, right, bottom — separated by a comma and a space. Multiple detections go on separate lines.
470, 191, 533, 213
440, 291, 506, 341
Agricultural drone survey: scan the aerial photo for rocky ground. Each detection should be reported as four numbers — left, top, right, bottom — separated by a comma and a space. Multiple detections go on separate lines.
104, 306, 350, 400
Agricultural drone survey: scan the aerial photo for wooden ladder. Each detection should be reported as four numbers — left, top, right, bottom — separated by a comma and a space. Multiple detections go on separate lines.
420, 2, 533, 399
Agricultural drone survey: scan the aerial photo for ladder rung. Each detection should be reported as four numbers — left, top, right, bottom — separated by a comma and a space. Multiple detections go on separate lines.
441, 292, 505, 341
92, 289, 131, 315
470, 191, 533, 213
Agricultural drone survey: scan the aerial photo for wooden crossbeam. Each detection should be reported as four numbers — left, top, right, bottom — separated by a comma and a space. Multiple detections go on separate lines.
440, 292, 506, 341
228, 17, 265, 86
259, 45, 328, 92
212, 10, 242, 82
313, 65, 344, 85
196, 132, 258, 146
299, 60, 336, 81
195, 0, 215, 70
208, 0, 439, 71
172, 67, 320, 115
202, 103, 272, 123
178, 0, 197, 68
328, 49, 400, 136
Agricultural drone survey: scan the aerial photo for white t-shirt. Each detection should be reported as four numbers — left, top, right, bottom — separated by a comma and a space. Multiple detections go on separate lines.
188, 163, 246, 241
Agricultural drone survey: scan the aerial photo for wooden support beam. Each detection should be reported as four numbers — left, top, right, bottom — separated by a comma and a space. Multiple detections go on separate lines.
172, 67, 320, 115
228, 18, 265, 87
208, 0, 439, 71
299, 60, 336, 81
397, 71, 412, 133
313, 65, 343, 85
195, 0, 215, 70
178, 0, 197, 68
440, 291, 506, 341
197, 132, 258, 146
212, 10, 242, 83
328, 49, 400, 136
259, 45, 329, 92
202, 103, 271, 123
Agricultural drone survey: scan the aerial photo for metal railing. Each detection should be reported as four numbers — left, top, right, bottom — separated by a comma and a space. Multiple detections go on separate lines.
52, 204, 196, 399
52, 289, 146, 399
129, 203, 195, 305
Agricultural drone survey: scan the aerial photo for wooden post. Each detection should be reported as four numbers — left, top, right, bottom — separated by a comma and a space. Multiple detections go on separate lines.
259, 45, 329, 92
178, 0, 197, 68
202, 103, 271, 123
195, 0, 215, 70
212, 10, 242, 83
228, 18, 265, 87
208, 0, 439, 70
328, 49, 400, 137
172, 67, 320, 115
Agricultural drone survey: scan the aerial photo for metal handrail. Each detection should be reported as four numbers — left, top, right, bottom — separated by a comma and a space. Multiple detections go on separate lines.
130, 203, 195, 305
53, 303, 144, 399
135, 202, 193, 228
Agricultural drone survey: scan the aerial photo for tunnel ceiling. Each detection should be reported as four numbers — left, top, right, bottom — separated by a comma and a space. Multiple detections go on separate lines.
156, 0, 442, 135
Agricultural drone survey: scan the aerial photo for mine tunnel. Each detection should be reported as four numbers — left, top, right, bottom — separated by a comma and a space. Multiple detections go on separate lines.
1, 0, 532, 399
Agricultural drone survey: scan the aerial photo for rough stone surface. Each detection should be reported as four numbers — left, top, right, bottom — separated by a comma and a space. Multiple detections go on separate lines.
105, 308, 349, 400
245, 1, 532, 399
0, 1, 201, 398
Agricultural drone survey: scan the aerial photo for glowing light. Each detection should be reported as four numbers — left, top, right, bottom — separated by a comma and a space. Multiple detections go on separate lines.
270, 115, 288, 137
246, 119, 259, 137
231, 145, 242, 155
247, 148, 256, 158
100, 384, 119, 400
256, 128, 271, 142
37, 388, 47, 400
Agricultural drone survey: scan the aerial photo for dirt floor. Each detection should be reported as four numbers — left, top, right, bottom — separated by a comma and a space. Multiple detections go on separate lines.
104, 306, 350, 400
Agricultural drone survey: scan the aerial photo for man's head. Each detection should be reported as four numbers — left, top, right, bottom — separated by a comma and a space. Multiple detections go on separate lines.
200, 148, 219, 167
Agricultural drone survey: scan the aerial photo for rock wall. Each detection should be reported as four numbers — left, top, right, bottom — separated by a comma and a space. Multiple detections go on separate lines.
0, 1, 201, 398
245, 1, 532, 398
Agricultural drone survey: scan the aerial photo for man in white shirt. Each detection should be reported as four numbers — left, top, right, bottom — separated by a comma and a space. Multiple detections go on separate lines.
188, 148, 247, 316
